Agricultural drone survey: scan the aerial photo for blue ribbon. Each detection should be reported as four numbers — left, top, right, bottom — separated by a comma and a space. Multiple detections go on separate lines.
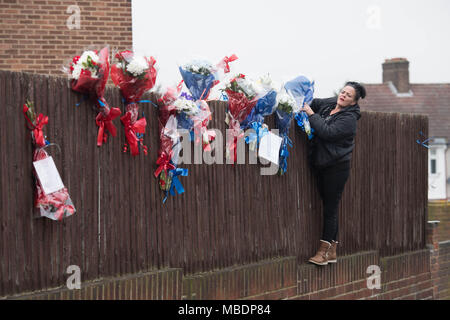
245, 121, 269, 148
169, 167, 188, 196
163, 167, 189, 203
220, 92, 229, 101
279, 136, 293, 174
122, 98, 159, 108
97, 99, 106, 108
416, 131, 435, 149
295, 111, 315, 140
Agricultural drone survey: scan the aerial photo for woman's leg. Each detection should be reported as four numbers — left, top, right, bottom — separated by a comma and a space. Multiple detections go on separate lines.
320, 168, 350, 242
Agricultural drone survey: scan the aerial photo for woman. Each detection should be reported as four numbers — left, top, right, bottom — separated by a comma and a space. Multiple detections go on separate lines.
299, 81, 366, 266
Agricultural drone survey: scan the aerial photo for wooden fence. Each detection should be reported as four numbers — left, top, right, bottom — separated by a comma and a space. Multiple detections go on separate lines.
0, 70, 428, 297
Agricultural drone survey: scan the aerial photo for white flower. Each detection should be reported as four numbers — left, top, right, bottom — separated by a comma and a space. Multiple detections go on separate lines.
276, 89, 298, 113
236, 77, 258, 97
173, 98, 200, 116
258, 74, 277, 91
71, 64, 82, 80
183, 59, 214, 75
79, 51, 99, 65
70, 50, 100, 79
126, 56, 149, 77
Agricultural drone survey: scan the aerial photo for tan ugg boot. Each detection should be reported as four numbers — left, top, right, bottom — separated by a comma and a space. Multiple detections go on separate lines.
308, 240, 331, 266
327, 240, 338, 263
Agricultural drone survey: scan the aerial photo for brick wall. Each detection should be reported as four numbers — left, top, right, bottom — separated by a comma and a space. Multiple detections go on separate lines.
4, 268, 183, 300
4, 240, 449, 300
429, 201, 450, 241
0, 0, 132, 75
438, 241, 450, 299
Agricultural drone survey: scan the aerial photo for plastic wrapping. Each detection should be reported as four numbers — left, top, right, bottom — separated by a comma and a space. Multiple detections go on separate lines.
179, 55, 237, 101
23, 101, 76, 221
284, 75, 315, 140
274, 87, 299, 175
33, 147, 76, 221
275, 108, 295, 175
241, 75, 279, 150
156, 115, 177, 192
110, 50, 158, 156
190, 100, 216, 151
155, 85, 185, 201
223, 74, 258, 162
111, 50, 157, 123
65, 47, 121, 147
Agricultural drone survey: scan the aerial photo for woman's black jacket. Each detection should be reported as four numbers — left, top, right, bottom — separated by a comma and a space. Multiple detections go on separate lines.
307, 96, 361, 169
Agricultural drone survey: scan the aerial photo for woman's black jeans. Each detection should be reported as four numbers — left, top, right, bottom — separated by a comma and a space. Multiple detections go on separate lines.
313, 161, 351, 243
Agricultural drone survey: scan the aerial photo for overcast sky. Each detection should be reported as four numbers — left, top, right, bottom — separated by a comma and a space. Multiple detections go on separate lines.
132, 0, 450, 98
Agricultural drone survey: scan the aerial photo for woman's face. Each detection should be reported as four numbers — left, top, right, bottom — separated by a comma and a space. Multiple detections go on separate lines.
337, 86, 357, 107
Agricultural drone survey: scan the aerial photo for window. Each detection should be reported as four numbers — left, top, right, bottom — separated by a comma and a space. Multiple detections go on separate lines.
431, 159, 436, 174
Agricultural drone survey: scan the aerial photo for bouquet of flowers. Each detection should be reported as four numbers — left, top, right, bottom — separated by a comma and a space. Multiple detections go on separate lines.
179, 55, 237, 151
111, 50, 158, 156
275, 87, 301, 174
23, 100, 76, 221
154, 84, 189, 202
223, 74, 258, 162
241, 74, 278, 151
179, 55, 238, 101
172, 93, 198, 143
284, 75, 315, 140
66, 47, 121, 147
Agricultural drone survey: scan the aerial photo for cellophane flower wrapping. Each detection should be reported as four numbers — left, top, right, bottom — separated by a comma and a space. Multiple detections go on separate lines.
275, 88, 299, 174
173, 93, 199, 137
23, 101, 76, 221
65, 47, 121, 146
157, 116, 178, 193
223, 74, 258, 162
179, 59, 218, 101
241, 74, 278, 150
179, 55, 237, 101
284, 75, 315, 139
111, 50, 158, 156
179, 56, 237, 151
155, 84, 197, 202
155, 85, 180, 196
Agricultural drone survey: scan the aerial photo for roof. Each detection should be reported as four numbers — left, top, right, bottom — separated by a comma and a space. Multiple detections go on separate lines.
359, 82, 450, 142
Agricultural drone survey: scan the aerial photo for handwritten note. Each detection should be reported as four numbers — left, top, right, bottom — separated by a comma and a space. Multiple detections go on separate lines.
33, 156, 65, 195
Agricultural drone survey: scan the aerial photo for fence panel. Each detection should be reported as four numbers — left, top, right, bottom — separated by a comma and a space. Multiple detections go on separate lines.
0, 71, 428, 296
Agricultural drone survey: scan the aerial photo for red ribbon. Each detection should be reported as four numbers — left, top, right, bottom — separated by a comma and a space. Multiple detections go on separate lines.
23, 105, 49, 148
96, 107, 121, 147
154, 151, 175, 178
120, 112, 147, 156
227, 119, 244, 163
220, 54, 238, 73
33, 114, 48, 147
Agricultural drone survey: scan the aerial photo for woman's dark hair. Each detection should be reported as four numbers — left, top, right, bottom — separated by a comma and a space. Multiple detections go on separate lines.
344, 81, 366, 101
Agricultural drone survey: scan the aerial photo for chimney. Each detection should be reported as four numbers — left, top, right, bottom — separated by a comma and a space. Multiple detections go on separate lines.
382, 58, 410, 93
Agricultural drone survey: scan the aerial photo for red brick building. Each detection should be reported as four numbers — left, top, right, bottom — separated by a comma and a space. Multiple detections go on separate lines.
0, 0, 132, 75
359, 58, 450, 201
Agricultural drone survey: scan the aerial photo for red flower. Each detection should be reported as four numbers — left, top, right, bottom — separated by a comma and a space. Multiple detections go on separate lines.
73, 55, 80, 64
81, 69, 92, 77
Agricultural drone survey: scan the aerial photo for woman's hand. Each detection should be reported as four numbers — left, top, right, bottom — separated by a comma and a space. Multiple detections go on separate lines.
299, 103, 314, 116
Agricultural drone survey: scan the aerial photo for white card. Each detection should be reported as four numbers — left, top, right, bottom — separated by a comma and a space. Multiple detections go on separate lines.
258, 131, 282, 165
33, 156, 65, 195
